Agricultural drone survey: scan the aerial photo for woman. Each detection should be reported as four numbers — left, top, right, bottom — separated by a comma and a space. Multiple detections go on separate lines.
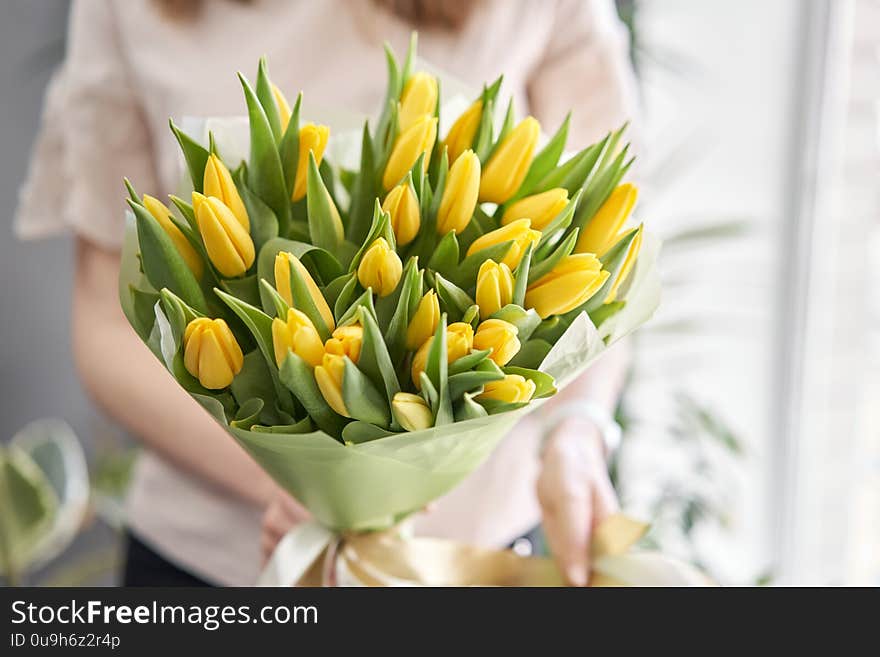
15, 0, 637, 586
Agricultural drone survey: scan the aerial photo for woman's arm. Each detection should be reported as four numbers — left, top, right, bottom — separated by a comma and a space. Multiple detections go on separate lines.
72, 237, 288, 508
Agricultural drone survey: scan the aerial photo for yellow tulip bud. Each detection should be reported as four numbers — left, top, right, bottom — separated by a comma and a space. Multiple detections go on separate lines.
411, 322, 474, 390
466, 218, 541, 269
357, 238, 403, 297
525, 254, 610, 318
436, 149, 480, 235
193, 193, 255, 278
443, 99, 482, 163
383, 115, 437, 191
476, 374, 536, 404
292, 123, 330, 201
406, 291, 440, 351
398, 72, 438, 133
203, 154, 249, 231
479, 117, 540, 203
473, 319, 520, 366
392, 392, 433, 432
382, 183, 420, 247
314, 353, 349, 417
273, 251, 336, 332
475, 260, 514, 320
324, 324, 363, 364
183, 318, 244, 389
576, 183, 639, 256
501, 187, 569, 231
271, 308, 325, 368
605, 227, 643, 303
142, 194, 204, 279
446, 321, 475, 361
272, 83, 292, 131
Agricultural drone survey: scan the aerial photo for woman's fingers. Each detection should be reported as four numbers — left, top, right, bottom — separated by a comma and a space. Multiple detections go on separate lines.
537, 422, 619, 586
538, 472, 591, 586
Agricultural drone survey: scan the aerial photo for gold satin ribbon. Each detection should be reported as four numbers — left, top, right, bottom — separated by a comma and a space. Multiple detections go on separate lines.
297, 514, 685, 587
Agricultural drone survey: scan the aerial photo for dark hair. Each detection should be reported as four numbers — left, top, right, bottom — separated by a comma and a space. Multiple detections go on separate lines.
153, 0, 475, 29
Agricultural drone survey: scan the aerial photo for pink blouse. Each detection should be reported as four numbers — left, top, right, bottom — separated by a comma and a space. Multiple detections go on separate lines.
15, 0, 637, 585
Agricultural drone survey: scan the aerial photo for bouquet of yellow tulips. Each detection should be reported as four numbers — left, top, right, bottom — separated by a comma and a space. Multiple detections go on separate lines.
119, 36, 659, 537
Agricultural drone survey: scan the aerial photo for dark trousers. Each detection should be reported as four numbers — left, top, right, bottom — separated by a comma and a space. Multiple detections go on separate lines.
122, 532, 212, 586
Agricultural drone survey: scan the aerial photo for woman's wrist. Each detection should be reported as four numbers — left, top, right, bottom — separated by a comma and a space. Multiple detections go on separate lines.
543, 416, 606, 462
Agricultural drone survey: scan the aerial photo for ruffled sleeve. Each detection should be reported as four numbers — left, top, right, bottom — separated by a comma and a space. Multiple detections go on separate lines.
14, 0, 158, 250
527, 0, 639, 148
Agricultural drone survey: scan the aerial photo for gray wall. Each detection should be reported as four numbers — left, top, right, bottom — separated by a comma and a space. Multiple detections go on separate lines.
0, 1, 97, 448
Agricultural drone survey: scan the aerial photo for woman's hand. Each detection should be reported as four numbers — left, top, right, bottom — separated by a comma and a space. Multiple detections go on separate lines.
260, 486, 311, 563
536, 417, 619, 586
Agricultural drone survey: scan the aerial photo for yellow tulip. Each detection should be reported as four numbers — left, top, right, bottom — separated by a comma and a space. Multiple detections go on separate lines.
605, 227, 643, 303
203, 154, 249, 231
193, 192, 255, 278
357, 238, 403, 297
501, 187, 569, 231
411, 322, 473, 389
272, 83, 292, 131
436, 149, 480, 235
479, 116, 540, 203
383, 115, 437, 191
183, 318, 244, 389
271, 308, 325, 368
525, 254, 610, 318
398, 72, 438, 133
476, 374, 536, 404
475, 260, 514, 320
324, 324, 363, 364
392, 392, 433, 432
314, 353, 349, 417
443, 99, 482, 163
576, 183, 638, 256
142, 194, 204, 279
406, 290, 440, 351
473, 319, 520, 366
382, 183, 420, 247
292, 123, 330, 201
273, 251, 336, 332
466, 218, 541, 269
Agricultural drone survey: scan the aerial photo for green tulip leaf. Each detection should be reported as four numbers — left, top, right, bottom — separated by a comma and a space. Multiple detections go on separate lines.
234, 171, 279, 252
528, 228, 579, 284
130, 200, 208, 314
278, 352, 348, 437
449, 240, 513, 289
506, 339, 553, 369
278, 92, 303, 198
453, 392, 489, 422
169, 119, 210, 193
342, 421, 397, 445
307, 152, 344, 253
255, 57, 282, 142
448, 369, 505, 400
356, 307, 401, 418
346, 122, 378, 245
424, 315, 453, 426
341, 358, 391, 427
515, 113, 571, 200
238, 72, 291, 235
449, 349, 492, 375
490, 304, 542, 342
427, 230, 460, 278
433, 273, 474, 322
